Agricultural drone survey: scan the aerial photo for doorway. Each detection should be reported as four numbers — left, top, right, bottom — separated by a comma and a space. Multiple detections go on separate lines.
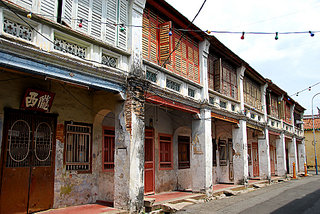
252, 142, 259, 177
144, 129, 155, 194
0, 109, 57, 214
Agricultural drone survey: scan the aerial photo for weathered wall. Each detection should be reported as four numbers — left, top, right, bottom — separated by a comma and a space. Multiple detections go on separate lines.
0, 72, 117, 208
304, 130, 320, 168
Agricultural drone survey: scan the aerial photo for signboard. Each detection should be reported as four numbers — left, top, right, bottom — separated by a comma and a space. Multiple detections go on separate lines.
20, 89, 55, 112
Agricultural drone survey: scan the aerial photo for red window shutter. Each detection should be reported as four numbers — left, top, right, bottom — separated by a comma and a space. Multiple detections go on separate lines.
159, 21, 172, 68
142, 13, 150, 60
208, 54, 215, 90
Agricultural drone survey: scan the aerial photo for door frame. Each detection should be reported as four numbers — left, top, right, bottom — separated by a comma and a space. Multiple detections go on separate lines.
144, 128, 155, 195
0, 108, 57, 213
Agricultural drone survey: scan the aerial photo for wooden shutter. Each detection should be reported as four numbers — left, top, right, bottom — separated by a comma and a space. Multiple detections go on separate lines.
117, 0, 128, 49
16, 0, 33, 11
40, 0, 56, 21
208, 54, 215, 90
142, 12, 150, 60
62, 0, 73, 26
106, 0, 117, 45
174, 30, 182, 74
214, 58, 221, 92
91, 0, 102, 39
159, 21, 172, 67
193, 45, 199, 83
77, 0, 90, 32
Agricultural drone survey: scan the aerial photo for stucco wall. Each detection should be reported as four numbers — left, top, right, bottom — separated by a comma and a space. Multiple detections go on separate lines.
305, 130, 320, 168
0, 72, 118, 208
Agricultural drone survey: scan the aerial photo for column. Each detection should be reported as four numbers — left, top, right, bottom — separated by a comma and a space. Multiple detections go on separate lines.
232, 120, 249, 185
199, 39, 210, 102
114, 0, 146, 212
288, 137, 298, 174
258, 128, 271, 179
276, 133, 287, 176
297, 140, 306, 172
191, 108, 212, 195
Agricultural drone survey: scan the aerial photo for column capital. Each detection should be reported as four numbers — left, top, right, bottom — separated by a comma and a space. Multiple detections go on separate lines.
132, 0, 146, 15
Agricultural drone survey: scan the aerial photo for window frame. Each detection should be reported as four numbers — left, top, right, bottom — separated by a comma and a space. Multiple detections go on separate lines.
102, 126, 115, 172
219, 140, 227, 166
158, 133, 173, 170
178, 136, 190, 169
64, 121, 93, 174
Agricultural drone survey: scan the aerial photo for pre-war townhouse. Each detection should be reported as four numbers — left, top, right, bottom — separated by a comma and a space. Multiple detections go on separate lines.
0, 0, 307, 213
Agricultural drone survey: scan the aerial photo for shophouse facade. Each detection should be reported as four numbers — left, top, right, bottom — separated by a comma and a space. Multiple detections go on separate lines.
0, 0, 306, 213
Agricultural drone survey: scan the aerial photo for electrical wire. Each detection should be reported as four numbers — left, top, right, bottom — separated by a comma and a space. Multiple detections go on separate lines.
290, 81, 320, 97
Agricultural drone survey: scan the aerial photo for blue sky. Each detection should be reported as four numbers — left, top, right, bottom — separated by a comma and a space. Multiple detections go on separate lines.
166, 0, 320, 115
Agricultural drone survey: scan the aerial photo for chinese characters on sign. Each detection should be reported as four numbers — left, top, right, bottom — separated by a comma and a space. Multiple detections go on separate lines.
21, 89, 55, 112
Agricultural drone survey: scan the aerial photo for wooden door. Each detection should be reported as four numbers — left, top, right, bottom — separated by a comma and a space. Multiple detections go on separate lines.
252, 142, 259, 177
144, 129, 154, 194
0, 109, 56, 214
228, 140, 234, 181
270, 145, 276, 175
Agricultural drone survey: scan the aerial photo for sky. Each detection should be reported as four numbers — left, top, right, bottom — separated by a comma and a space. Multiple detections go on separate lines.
166, 0, 320, 115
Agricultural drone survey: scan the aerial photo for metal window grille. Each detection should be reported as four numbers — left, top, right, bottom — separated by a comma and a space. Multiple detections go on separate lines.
101, 54, 117, 68
54, 37, 87, 59
3, 18, 32, 41
146, 71, 157, 83
231, 104, 235, 111
103, 128, 115, 171
65, 123, 91, 171
209, 97, 215, 105
166, 79, 180, 92
188, 88, 195, 98
220, 101, 227, 109
251, 113, 255, 119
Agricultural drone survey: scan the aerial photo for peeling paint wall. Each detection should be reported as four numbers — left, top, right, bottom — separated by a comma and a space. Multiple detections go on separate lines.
0, 72, 117, 208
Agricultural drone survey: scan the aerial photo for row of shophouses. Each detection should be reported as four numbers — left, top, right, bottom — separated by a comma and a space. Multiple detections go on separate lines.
0, 0, 306, 213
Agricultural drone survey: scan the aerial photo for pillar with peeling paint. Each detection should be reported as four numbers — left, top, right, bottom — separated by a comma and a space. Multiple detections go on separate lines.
114, 0, 146, 212
288, 137, 298, 175
232, 120, 249, 185
276, 133, 287, 176
191, 108, 212, 195
258, 128, 271, 179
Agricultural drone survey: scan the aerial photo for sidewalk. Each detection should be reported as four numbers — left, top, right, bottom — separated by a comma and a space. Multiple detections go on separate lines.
36, 176, 292, 214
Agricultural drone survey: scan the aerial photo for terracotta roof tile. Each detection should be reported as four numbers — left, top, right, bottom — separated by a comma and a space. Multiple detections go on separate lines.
303, 117, 320, 130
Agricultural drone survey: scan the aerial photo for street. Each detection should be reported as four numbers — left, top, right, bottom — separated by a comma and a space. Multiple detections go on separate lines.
177, 175, 320, 214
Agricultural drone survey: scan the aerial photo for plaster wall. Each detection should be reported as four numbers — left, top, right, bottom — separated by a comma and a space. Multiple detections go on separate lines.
304, 130, 320, 168
0, 72, 118, 208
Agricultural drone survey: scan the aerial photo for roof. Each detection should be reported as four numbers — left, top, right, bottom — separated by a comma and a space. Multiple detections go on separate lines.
303, 116, 320, 130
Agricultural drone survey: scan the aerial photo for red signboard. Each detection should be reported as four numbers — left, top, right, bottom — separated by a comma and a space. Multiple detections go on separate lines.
20, 89, 55, 112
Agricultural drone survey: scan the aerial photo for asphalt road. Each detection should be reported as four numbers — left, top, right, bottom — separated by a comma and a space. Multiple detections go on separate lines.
177, 175, 320, 214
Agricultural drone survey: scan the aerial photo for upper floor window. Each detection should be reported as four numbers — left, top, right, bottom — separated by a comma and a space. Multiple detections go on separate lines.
146, 70, 157, 83
208, 55, 238, 100
243, 76, 262, 111
284, 102, 291, 123
267, 93, 279, 118
166, 79, 181, 92
142, 8, 200, 83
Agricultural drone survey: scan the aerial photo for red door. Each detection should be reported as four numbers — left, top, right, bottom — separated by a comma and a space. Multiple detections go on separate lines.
270, 145, 276, 175
252, 142, 259, 177
0, 109, 56, 214
144, 129, 154, 194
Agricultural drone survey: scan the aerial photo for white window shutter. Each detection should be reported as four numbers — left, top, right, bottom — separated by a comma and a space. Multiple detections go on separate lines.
15, 0, 33, 11
117, 0, 127, 49
91, 0, 102, 39
105, 0, 117, 45
40, 0, 56, 21
76, 0, 90, 33
62, 0, 73, 26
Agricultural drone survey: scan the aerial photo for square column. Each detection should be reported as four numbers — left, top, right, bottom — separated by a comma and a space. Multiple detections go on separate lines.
258, 129, 271, 179
276, 133, 287, 176
114, 80, 146, 212
297, 140, 306, 172
191, 108, 212, 195
288, 137, 298, 174
232, 120, 248, 185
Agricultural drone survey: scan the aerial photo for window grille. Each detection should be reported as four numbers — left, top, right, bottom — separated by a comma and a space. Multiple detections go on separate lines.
220, 101, 227, 109
188, 88, 195, 98
146, 71, 157, 83
54, 37, 87, 59
102, 54, 117, 68
103, 128, 115, 171
209, 97, 215, 105
251, 113, 255, 119
159, 134, 172, 169
65, 122, 92, 172
166, 79, 181, 92
231, 104, 235, 111
3, 18, 32, 41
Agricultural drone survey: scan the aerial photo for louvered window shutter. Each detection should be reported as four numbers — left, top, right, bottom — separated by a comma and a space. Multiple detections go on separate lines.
214, 58, 221, 92
16, 0, 33, 11
91, 0, 102, 39
159, 21, 172, 68
142, 12, 150, 60
207, 54, 215, 90
106, 0, 117, 45
40, 0, 56, 21
76, 0, 90, 33
117, 0, 128, 49
62, 0, 73, 26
